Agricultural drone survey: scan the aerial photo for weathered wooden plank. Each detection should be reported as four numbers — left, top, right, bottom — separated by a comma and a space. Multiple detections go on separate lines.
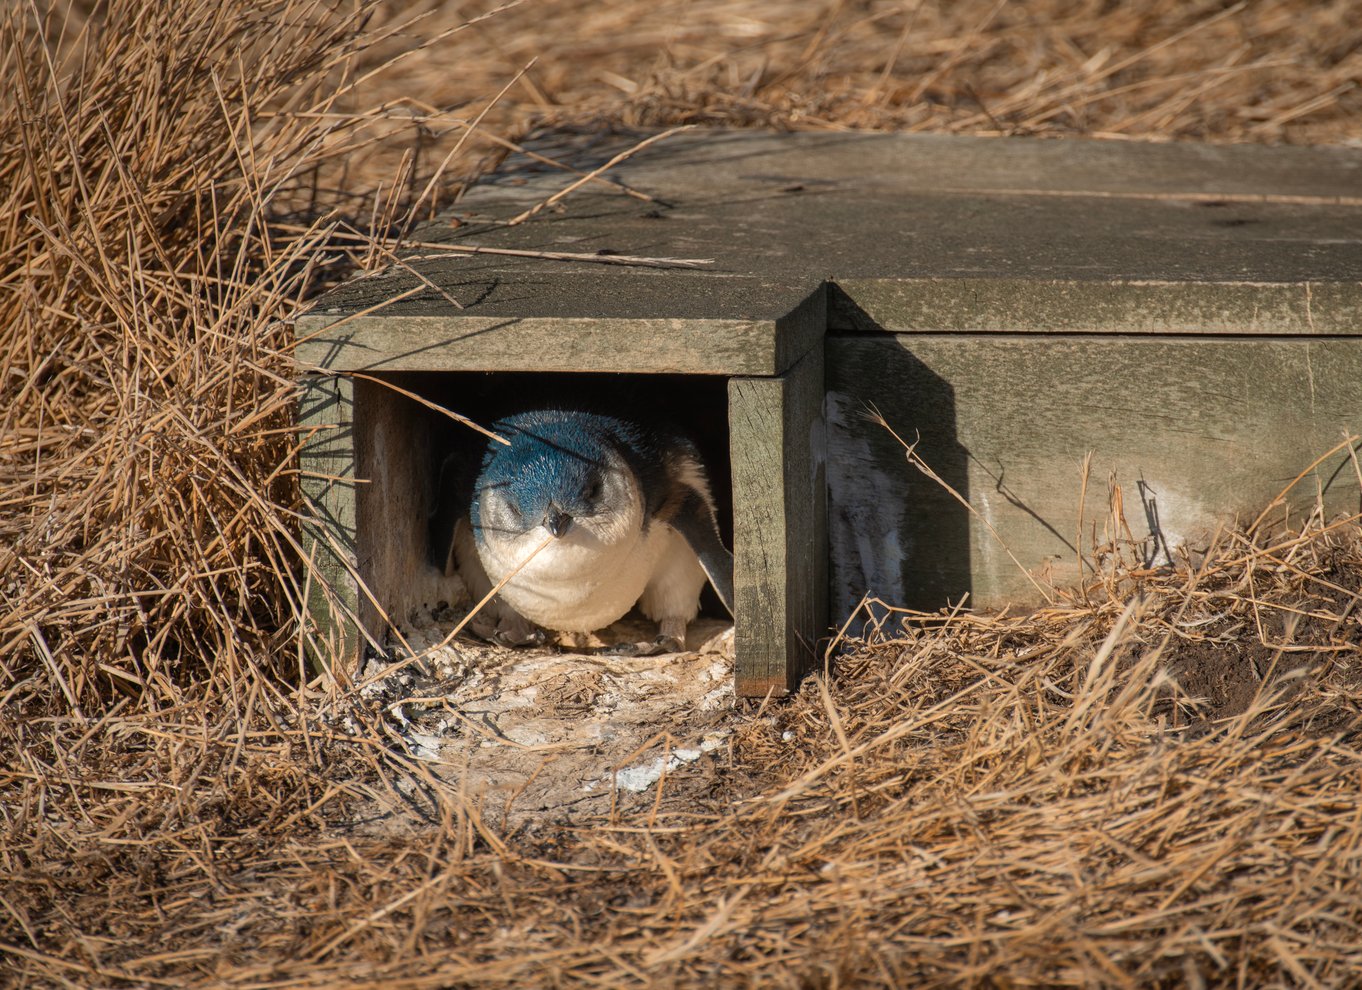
299, 133, 1362, 355
830, 279, 1362, 336
471, 130, 1362, 206
294, 313, 817, 377
729, 346, 827, 696
827, 335, 1362, 624
298, 374, 449, 671
297, 374, 364, 668
352, 376, 439, 654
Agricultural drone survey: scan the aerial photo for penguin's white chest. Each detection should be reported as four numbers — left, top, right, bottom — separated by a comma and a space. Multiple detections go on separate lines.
478, 521, 676, 633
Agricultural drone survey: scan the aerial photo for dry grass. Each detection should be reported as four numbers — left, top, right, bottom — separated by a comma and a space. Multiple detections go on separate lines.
280, 0, 1362, 219
5, 515, 1361, 987
3, 0, 1362, 986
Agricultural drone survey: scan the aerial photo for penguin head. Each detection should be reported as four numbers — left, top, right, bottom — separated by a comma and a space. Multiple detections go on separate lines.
473, 411, 643, 549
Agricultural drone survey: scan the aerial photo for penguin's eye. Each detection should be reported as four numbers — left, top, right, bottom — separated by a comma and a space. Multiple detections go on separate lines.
583, 478, 603, 503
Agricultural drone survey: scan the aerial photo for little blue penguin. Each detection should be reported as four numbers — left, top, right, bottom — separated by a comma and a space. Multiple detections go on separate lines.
433, 410, 734, 654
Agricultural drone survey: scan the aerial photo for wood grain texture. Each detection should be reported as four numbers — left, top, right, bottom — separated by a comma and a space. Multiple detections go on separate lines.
827, 335, 1362, 622
729, 347, 827, 696
297, 375, 365, 667
829, 279, 1362, 336
474, 130, 1362, 206
294, 313, 813, 376
352, 376, 436, 654
297, 133, 1362, 355
298, 375, 446, 671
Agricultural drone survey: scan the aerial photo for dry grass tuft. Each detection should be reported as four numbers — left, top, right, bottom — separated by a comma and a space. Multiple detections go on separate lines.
5, 511, 1360, 987
0, 0, 382, 713
3, 1, 1362, 986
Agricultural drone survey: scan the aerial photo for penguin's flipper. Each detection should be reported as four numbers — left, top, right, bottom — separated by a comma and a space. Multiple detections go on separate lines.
669, 486, 734, 617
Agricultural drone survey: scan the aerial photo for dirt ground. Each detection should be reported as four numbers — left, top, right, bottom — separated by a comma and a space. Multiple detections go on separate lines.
356, 611, 738, 826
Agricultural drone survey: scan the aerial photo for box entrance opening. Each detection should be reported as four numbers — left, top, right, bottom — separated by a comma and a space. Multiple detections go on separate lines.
352, 370, 735, 652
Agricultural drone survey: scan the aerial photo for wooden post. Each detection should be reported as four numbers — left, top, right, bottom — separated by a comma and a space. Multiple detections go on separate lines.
729, 345, 827, 696
297, 374, 366, 670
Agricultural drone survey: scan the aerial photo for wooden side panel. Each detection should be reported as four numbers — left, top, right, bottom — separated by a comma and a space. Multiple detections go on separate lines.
297, 374, 365, 669
352, 375, 437, 651
827, 335, 1362, 622
829, 278, 1362, 336
298, 374, 447, 672
729, 347, 828, 696
824, 343, 971, 628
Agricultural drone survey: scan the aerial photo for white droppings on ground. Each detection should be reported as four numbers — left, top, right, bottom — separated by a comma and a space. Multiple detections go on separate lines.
604, 732, 729, 793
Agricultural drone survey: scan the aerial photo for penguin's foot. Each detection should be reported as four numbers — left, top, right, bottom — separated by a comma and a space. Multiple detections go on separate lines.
600, 617, 689, 656
555, 630, 609, 652
494, 624, 548, 649
465, 602, 546, 648
595, 633, 684, 657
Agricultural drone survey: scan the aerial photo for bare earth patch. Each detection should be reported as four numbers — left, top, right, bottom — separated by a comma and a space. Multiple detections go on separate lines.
355, 615, 737, 826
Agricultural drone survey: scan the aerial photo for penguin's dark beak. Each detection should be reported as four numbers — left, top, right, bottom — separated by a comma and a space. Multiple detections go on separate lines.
544, 505, 573, 538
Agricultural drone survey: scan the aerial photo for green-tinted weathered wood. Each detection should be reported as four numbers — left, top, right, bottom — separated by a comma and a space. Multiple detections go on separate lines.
827, 335, 1362, 622
491, 130, 1362, 204
298, 375, 364, 668
297, 132, 1362, 374
295, 305, 824, 376
298, 375, 448, 671
830, 279, 1362, 335
729, 347, 827, 696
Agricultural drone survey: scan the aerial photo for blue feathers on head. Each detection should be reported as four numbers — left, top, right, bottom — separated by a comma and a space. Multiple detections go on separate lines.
472, 410, 667, 530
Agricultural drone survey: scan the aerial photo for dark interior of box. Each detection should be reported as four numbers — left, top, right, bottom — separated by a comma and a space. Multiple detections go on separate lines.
381, 370, 735, 623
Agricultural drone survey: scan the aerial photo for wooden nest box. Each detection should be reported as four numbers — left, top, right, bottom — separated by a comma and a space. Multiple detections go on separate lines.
295, 131, 1362, 697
